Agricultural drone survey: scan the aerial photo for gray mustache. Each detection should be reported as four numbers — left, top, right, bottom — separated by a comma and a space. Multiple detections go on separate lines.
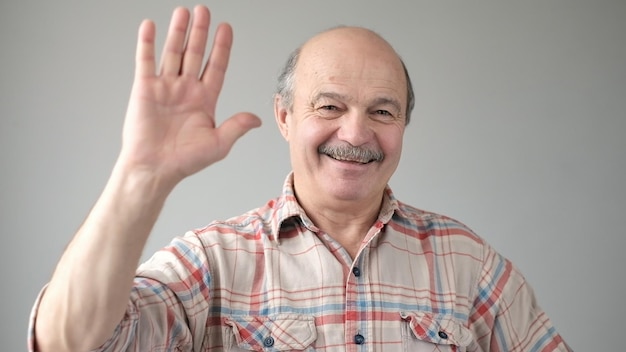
318, 144, 384, 163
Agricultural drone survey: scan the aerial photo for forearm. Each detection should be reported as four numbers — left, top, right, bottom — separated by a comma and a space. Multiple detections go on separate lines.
35, 161, 174, 352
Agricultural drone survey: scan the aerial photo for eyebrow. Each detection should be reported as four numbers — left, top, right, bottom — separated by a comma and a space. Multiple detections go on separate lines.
311, 91, 351, 104
311, 92, 402, 112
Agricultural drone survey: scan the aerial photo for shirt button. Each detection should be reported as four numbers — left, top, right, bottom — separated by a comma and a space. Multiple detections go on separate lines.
438, 331, 448, 339
352, 267, 361, 277
354, 334, 365, 344
263, 336, 275, 347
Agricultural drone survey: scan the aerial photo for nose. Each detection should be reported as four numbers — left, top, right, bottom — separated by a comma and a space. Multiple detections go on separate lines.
336, 110, 374, 147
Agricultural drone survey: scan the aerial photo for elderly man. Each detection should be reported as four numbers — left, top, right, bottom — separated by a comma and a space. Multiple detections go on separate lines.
31, 5, 570, 352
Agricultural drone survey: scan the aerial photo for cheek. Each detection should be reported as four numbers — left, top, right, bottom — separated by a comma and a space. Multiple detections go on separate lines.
296, 119, 335, 151
378, 127, 405, 158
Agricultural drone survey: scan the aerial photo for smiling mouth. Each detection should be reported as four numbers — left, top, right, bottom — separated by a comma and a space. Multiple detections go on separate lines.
325, 154, 376, 164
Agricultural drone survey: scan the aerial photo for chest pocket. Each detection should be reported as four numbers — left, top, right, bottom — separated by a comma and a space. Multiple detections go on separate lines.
400, 312, 474, 352
224, 314, 317, 351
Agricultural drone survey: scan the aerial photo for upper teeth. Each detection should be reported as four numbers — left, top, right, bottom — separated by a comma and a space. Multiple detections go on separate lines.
331, 155, 370, 163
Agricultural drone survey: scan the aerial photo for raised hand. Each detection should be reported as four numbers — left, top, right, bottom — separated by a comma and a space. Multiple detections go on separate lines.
120, 5, 261, 188
34, 7, 264, 352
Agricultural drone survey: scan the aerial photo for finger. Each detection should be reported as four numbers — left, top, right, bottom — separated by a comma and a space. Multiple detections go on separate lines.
216, 112, 262, 158
200, 23, 233, 100
135, 19, 157, 78
159, 7, 191, 76
180, 5, 211, 78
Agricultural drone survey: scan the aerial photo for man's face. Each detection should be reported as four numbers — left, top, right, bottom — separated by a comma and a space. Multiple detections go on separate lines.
276, 28, 408, 208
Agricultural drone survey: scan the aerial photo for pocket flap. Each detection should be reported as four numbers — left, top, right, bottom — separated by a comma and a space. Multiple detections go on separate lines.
400, 311, 473, 347
225, 314, 317, 350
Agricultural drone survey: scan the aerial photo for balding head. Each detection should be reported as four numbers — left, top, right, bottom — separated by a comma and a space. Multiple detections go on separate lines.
276, 26, 415, 124
273, 25, 410, 212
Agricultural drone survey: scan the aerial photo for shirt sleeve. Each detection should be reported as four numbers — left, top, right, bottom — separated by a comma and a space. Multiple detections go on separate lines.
469, 245, 572, 352
27, 286, 47, 352
27, 231, 212, 352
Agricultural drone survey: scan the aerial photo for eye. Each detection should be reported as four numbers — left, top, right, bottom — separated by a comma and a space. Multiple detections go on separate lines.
372, 109, 396, 121
315, 104, 344, 119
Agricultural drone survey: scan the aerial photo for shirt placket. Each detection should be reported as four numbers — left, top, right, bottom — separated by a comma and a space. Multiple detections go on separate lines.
345, 256, 366, 352
344, 221, 384, 351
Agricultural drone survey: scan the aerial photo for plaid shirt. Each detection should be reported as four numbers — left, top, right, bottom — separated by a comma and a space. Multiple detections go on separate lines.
29, 173, 570, 351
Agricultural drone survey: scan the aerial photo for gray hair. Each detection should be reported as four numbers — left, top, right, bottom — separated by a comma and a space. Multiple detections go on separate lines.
275, 47, 415, 125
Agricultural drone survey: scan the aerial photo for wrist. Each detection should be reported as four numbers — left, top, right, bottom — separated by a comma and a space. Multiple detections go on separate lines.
110, 154, 181, 200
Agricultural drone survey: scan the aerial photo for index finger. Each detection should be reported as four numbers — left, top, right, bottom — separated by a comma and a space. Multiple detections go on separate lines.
200, 23, 233, 101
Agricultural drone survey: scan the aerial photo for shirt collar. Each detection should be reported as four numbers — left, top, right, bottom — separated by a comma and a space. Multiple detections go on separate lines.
269, 172, 401, 239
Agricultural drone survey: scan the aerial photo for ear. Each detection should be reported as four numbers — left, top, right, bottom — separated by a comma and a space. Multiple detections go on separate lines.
274, 94, 290, 141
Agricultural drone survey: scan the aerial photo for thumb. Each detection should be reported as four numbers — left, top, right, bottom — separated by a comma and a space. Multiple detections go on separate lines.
216, 112, 262, 156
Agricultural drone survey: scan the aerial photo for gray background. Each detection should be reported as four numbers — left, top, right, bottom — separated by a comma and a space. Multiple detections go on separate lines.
1, 0, 624, 350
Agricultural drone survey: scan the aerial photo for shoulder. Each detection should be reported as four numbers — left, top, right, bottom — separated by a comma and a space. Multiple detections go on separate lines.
392, 201, 486, 246
191, 198, 278, 244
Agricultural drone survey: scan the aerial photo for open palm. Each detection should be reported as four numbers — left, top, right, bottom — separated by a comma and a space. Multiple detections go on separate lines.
120, 6, 261, 186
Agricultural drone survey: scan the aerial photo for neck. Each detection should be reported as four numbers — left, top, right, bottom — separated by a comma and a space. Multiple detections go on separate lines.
295, 188, 384, 258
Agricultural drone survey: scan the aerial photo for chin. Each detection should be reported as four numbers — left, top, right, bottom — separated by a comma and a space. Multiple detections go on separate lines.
323, 180, 377, 202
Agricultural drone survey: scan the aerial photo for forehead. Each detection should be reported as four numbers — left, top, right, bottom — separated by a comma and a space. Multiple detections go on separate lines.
295, 28, 407, 101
